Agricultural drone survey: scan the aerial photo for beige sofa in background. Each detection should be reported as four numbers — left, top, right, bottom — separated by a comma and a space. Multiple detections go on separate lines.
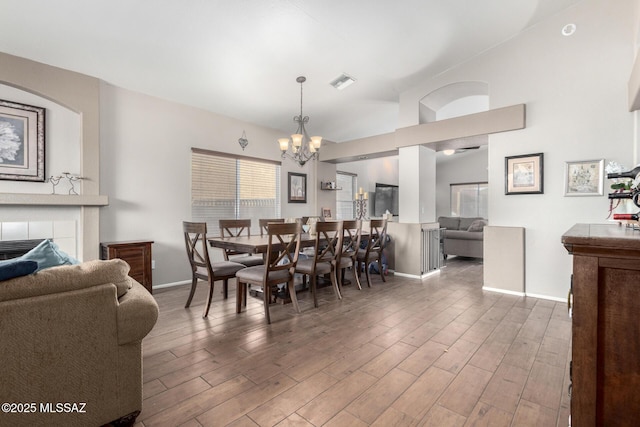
438, 216, 487, 259
0, 259, 159, 427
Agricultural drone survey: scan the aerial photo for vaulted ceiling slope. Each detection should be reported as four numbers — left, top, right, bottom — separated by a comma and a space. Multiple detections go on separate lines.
0, 0, 582, 142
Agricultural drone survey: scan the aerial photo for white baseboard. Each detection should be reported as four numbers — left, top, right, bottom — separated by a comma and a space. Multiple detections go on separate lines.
394, 269, 440, 280
482, 286, 526, 297
482, 286, 567, 303
153, 280, 190, 290
524, 292, 566, 303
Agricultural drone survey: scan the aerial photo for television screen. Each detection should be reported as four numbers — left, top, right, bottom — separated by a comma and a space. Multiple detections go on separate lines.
374, 183, 398, 216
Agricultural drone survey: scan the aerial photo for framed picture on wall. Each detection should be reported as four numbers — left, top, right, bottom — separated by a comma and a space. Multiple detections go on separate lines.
0, 99, 46, 182
564, 159, 604, 196
505, 153, 544, 195
288, 172, 307, 203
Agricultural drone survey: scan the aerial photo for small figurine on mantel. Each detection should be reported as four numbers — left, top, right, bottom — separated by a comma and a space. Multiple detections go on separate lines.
48, 172, 84, 195
47, 175, 62, 194
63, 172, 84, 195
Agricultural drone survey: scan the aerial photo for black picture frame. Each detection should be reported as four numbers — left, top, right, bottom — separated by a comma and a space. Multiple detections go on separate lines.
0, 99, 46, 182
505, 153, 544, 195
288, 172, 307, 203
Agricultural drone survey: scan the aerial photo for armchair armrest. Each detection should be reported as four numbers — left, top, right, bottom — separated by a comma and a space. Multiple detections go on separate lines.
117, 279, 159, 345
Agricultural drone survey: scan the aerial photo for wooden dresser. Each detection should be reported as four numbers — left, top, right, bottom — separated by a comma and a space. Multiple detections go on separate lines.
100, 240, 153, 293
562, 224, 640, 426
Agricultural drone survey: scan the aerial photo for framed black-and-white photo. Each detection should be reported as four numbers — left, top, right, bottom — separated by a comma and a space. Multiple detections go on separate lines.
288, 172, 307, 203
505, 153, 544, 195
0, 99, 45, 182
564, 159, 604, 196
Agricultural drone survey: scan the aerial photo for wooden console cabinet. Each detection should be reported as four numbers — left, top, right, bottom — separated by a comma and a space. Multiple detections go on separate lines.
562, 224, 640, 426
100, 240, 153, 293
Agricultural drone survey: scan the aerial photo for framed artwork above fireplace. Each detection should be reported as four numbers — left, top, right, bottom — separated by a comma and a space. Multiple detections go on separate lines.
0, 99, 46, 182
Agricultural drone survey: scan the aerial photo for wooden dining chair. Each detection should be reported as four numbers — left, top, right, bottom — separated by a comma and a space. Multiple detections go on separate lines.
356, 218, 388, 287
219, 219, 263, 269
183, 221, 246, 317
235, 222, 302, 324
295, 220, 344, 308
338, 219, 362, 291
259, 218, 285, 236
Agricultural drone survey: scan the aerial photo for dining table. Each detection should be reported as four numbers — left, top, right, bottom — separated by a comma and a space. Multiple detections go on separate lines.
207, 232, 317, 255
207, 229, 368, 256
207, 229, 366, 294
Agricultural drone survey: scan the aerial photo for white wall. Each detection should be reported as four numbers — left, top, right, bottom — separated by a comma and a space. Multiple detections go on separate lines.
337, 156, 399, 217
338, 156, 399, 193
99, 83, 324, 286
436, 148, 489, 219
437, 95, 489, 121
399, 0, 636, 299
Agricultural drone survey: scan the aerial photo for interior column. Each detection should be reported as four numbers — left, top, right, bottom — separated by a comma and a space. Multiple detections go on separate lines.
398, 145, 436, 223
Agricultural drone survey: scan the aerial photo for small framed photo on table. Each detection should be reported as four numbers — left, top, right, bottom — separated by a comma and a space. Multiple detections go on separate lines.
564, 159, 604, 196
505, 153, 544, 195
321, 207, 332, 219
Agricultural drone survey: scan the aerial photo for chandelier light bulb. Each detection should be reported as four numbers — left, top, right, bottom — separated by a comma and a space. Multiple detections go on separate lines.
278, 138, 290, 152
291, 134, 303, 148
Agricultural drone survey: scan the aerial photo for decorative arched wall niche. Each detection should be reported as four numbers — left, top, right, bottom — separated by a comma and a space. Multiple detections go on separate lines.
419, 81, 489, 124
0, 83, 82, 193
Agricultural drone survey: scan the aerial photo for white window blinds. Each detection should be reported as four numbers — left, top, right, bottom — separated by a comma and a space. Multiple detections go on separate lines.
191, 148, 281, 235
450, 182, 488, 218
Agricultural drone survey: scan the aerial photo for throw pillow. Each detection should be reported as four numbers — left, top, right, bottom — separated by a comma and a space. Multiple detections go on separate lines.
0, 259, 38, 281
438, 216, 461, 230
19, 240, 80, 272
467, 219, 487, 232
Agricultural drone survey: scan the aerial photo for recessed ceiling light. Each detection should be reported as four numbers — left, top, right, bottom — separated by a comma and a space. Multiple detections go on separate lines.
561, 23, 576, 37
330, 73, 356, 90
443, 149, 455, 156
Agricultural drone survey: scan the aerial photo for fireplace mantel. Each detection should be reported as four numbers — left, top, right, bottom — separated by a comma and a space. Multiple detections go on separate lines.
0, 193, 108, 206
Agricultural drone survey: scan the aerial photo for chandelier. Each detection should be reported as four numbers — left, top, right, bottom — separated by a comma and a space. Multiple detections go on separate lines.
278, 76, 322, 167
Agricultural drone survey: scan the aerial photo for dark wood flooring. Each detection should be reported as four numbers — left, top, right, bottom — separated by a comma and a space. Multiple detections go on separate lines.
136, 258, 571, 426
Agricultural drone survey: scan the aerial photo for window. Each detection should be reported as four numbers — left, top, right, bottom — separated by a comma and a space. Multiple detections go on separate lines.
191, 148, 281, 235
450, 182, 488, 218
336, 171, 356, 219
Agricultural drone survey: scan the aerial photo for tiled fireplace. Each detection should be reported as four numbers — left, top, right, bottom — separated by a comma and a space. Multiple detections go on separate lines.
0, 220, 78, 259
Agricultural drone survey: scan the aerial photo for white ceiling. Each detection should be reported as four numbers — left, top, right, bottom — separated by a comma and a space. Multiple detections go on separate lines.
0, 0, 582, 143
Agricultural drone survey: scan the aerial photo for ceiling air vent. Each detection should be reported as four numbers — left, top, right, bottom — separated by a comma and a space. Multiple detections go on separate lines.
330, 73, 356, 90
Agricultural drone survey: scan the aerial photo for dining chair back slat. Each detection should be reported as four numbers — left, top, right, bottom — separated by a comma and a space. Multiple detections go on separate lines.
182, 221, 245, 317
235, 221, 302, 324
295, 220, 343, 307
357, 219, 388, 287
219, 219, 263, 267
259, 218, 285, 237
339, 219, 362, 290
